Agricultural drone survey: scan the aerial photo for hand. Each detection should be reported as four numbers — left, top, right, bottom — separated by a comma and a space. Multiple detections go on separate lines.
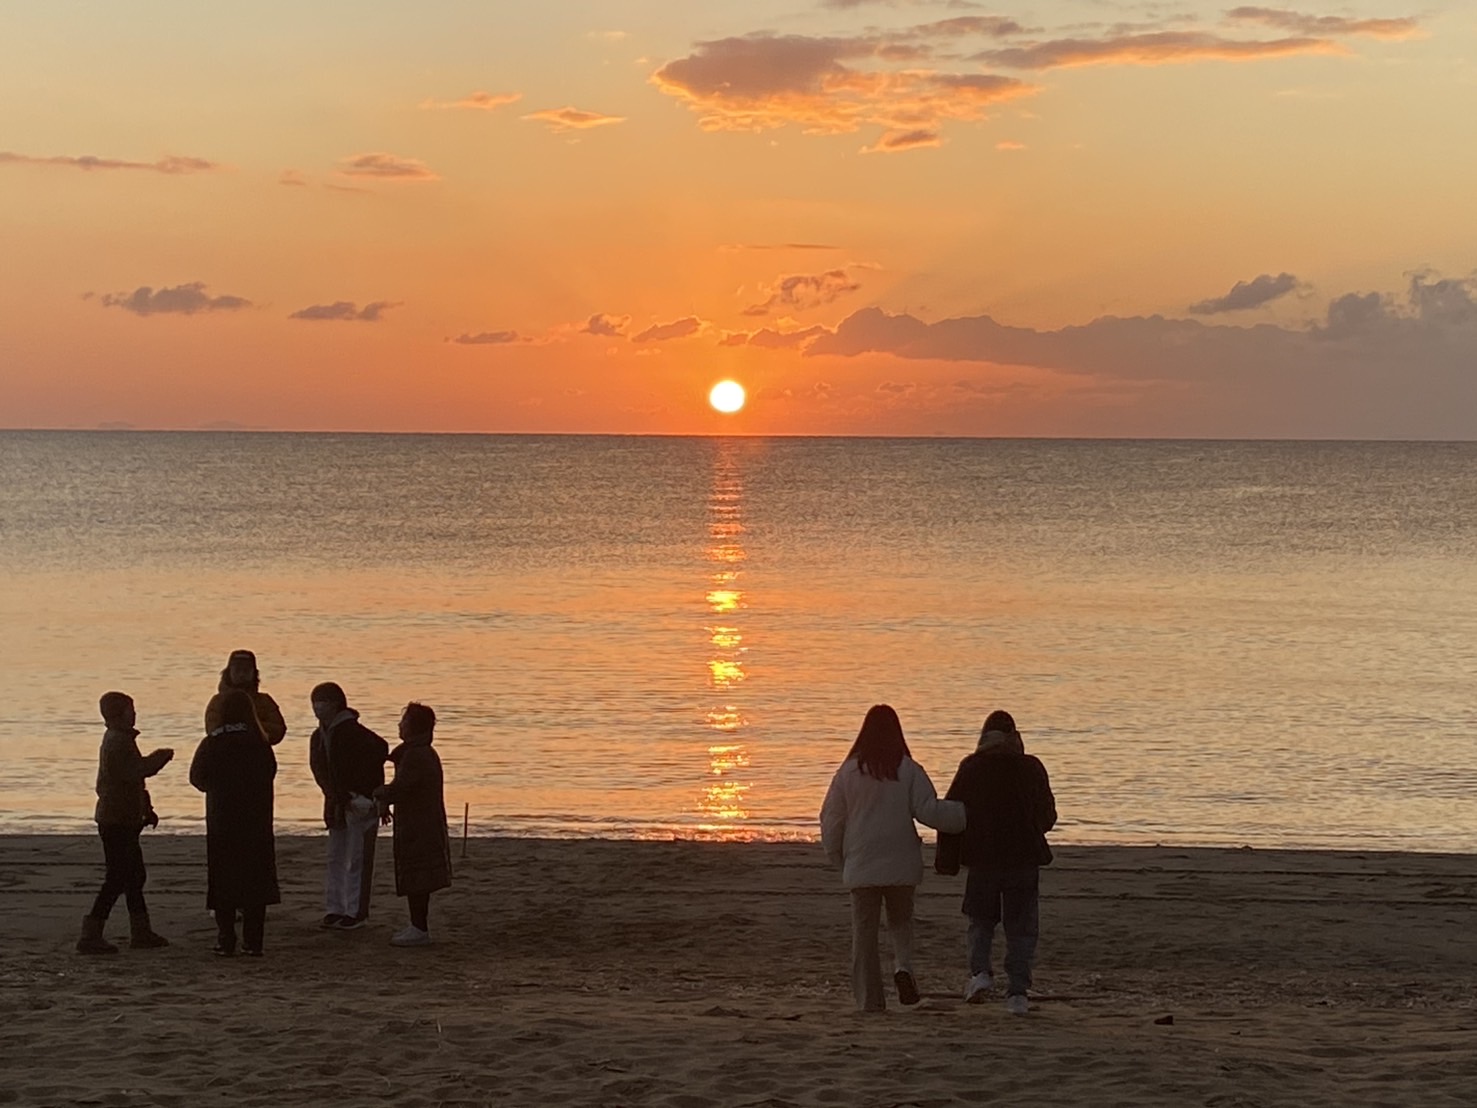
379, 809, 393, 826
144, 810, 160, 829
153, 748, 175, 765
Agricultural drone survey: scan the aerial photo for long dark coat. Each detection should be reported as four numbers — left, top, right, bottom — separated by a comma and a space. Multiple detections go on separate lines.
379, 736, 451, 897
189, 725, 281, 909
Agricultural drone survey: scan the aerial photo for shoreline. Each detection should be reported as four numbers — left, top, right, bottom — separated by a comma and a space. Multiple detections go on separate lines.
3, 836, 1474, 1104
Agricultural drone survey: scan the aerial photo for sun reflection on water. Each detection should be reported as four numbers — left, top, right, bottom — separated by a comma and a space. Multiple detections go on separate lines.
696, 441, 754, 836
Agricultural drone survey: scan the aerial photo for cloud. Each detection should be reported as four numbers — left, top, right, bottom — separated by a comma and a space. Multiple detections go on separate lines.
743, 268, 863, 316
796, 270, 1477, 435
1, 152, 217, 174
720, 242, 842, 252
289, 300, 399, 322
278, 169, 310, 187
1225, 7, 1421, 40
652, 33, 1035, 143
522, 107, 627, 133
861, 128, 942, 153
581, 313, 630, 337
996, 140, 1026, 151
1190, 272, 1301, 314
337, 152, 439, 180
98, 282, 252, 316
722, 325, 828, 349
877, 380, 917, 395
420, 90, 522, 111
632, 316, 705, 342
973, 31, 1346, 70
451, 331, 524, 345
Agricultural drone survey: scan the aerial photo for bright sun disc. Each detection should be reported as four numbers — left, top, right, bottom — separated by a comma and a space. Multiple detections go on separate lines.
709, 380, 746, 414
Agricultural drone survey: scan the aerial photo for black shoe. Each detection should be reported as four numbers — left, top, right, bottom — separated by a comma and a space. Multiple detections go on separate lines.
242, 948, 264, 957
319, 914, 346, 930
335, 915, 368, 931
894, 970, 921, 1006
212, 944, 236, 957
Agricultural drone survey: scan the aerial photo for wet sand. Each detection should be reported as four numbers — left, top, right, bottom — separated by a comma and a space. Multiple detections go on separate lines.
1, 835, 1474, 1106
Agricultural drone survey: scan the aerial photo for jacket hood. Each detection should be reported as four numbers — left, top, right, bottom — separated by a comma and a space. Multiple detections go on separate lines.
389, 731, 433, 763
320, 707, 360, 734
976, 729, 1024, 756
218, 668, 261, 694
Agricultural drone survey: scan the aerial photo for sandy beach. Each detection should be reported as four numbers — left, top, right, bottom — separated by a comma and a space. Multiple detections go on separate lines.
1, 835, 1474, 1107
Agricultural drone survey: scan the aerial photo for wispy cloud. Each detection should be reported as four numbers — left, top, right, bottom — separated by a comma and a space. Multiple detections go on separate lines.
721, 324, 828, 349
1226, 7, 1421, 40
278, 169, 310, 187
289, 300, 399, 322
336, 152, 439, 180
522, 107, 627, 133
861, 128, 942, 153
450, 330, 524, 345
632, 316, 705, 342
420, 90, 522, 111
973, 31, 1346, 70
1190, 272, 1302, 314
96, 283, 251, 316
1, 152, 217, 174
743, 268, 863, 316
720, 242, 842, 252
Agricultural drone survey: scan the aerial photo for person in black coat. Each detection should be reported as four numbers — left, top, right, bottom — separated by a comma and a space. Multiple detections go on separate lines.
374, 702, 452, 947
189, 689, 280, 956
935, 709, 1056, 1014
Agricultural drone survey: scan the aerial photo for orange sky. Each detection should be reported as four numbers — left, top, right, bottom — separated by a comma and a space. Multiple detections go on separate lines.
2, 1, 1474, 437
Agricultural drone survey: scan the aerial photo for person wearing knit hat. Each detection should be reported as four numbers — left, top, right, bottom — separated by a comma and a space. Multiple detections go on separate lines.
204, 649, 287, 747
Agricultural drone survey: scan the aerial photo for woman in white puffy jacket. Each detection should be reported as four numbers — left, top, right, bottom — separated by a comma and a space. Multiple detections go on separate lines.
820, 704, 966, 1011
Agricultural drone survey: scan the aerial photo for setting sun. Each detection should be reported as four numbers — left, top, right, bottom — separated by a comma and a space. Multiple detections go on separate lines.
709, 380, 746, 414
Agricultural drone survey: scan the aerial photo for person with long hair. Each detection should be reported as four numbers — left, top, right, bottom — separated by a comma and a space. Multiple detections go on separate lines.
820, 704, 965, 1012
189, 688, 280, 956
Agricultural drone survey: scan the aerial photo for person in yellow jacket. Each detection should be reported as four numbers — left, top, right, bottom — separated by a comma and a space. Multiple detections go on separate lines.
204, 649, 287, 746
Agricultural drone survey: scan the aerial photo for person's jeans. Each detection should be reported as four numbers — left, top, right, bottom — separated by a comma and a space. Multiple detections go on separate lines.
964, 866, 1040, 996
91, 823, 147, 920
324, 795, 379, 919
849, 886, 915, 1011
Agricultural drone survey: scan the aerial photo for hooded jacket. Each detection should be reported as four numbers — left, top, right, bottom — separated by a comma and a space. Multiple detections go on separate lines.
204, 676, 287, 747
309, 709, 389, 829
819, 756, 965, 888
94, 727, 170, 828
936, 730, 1056, 873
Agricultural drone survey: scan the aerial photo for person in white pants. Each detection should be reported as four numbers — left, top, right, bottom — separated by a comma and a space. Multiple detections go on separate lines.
820, 704, 965, 1012
308, 682, 389, 930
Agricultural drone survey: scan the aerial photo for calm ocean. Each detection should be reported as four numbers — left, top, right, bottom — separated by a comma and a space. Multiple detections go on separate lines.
2, 431, 1475, 849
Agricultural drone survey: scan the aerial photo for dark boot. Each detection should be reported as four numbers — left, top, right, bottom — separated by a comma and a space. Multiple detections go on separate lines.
129, 909, 169, 949
76, 915, 118, 955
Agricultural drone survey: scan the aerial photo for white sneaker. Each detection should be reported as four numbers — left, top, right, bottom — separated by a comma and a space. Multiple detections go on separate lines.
390, 925, 431, 947
1004, 993, 1029, 1016
964, 972, 994, 1003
